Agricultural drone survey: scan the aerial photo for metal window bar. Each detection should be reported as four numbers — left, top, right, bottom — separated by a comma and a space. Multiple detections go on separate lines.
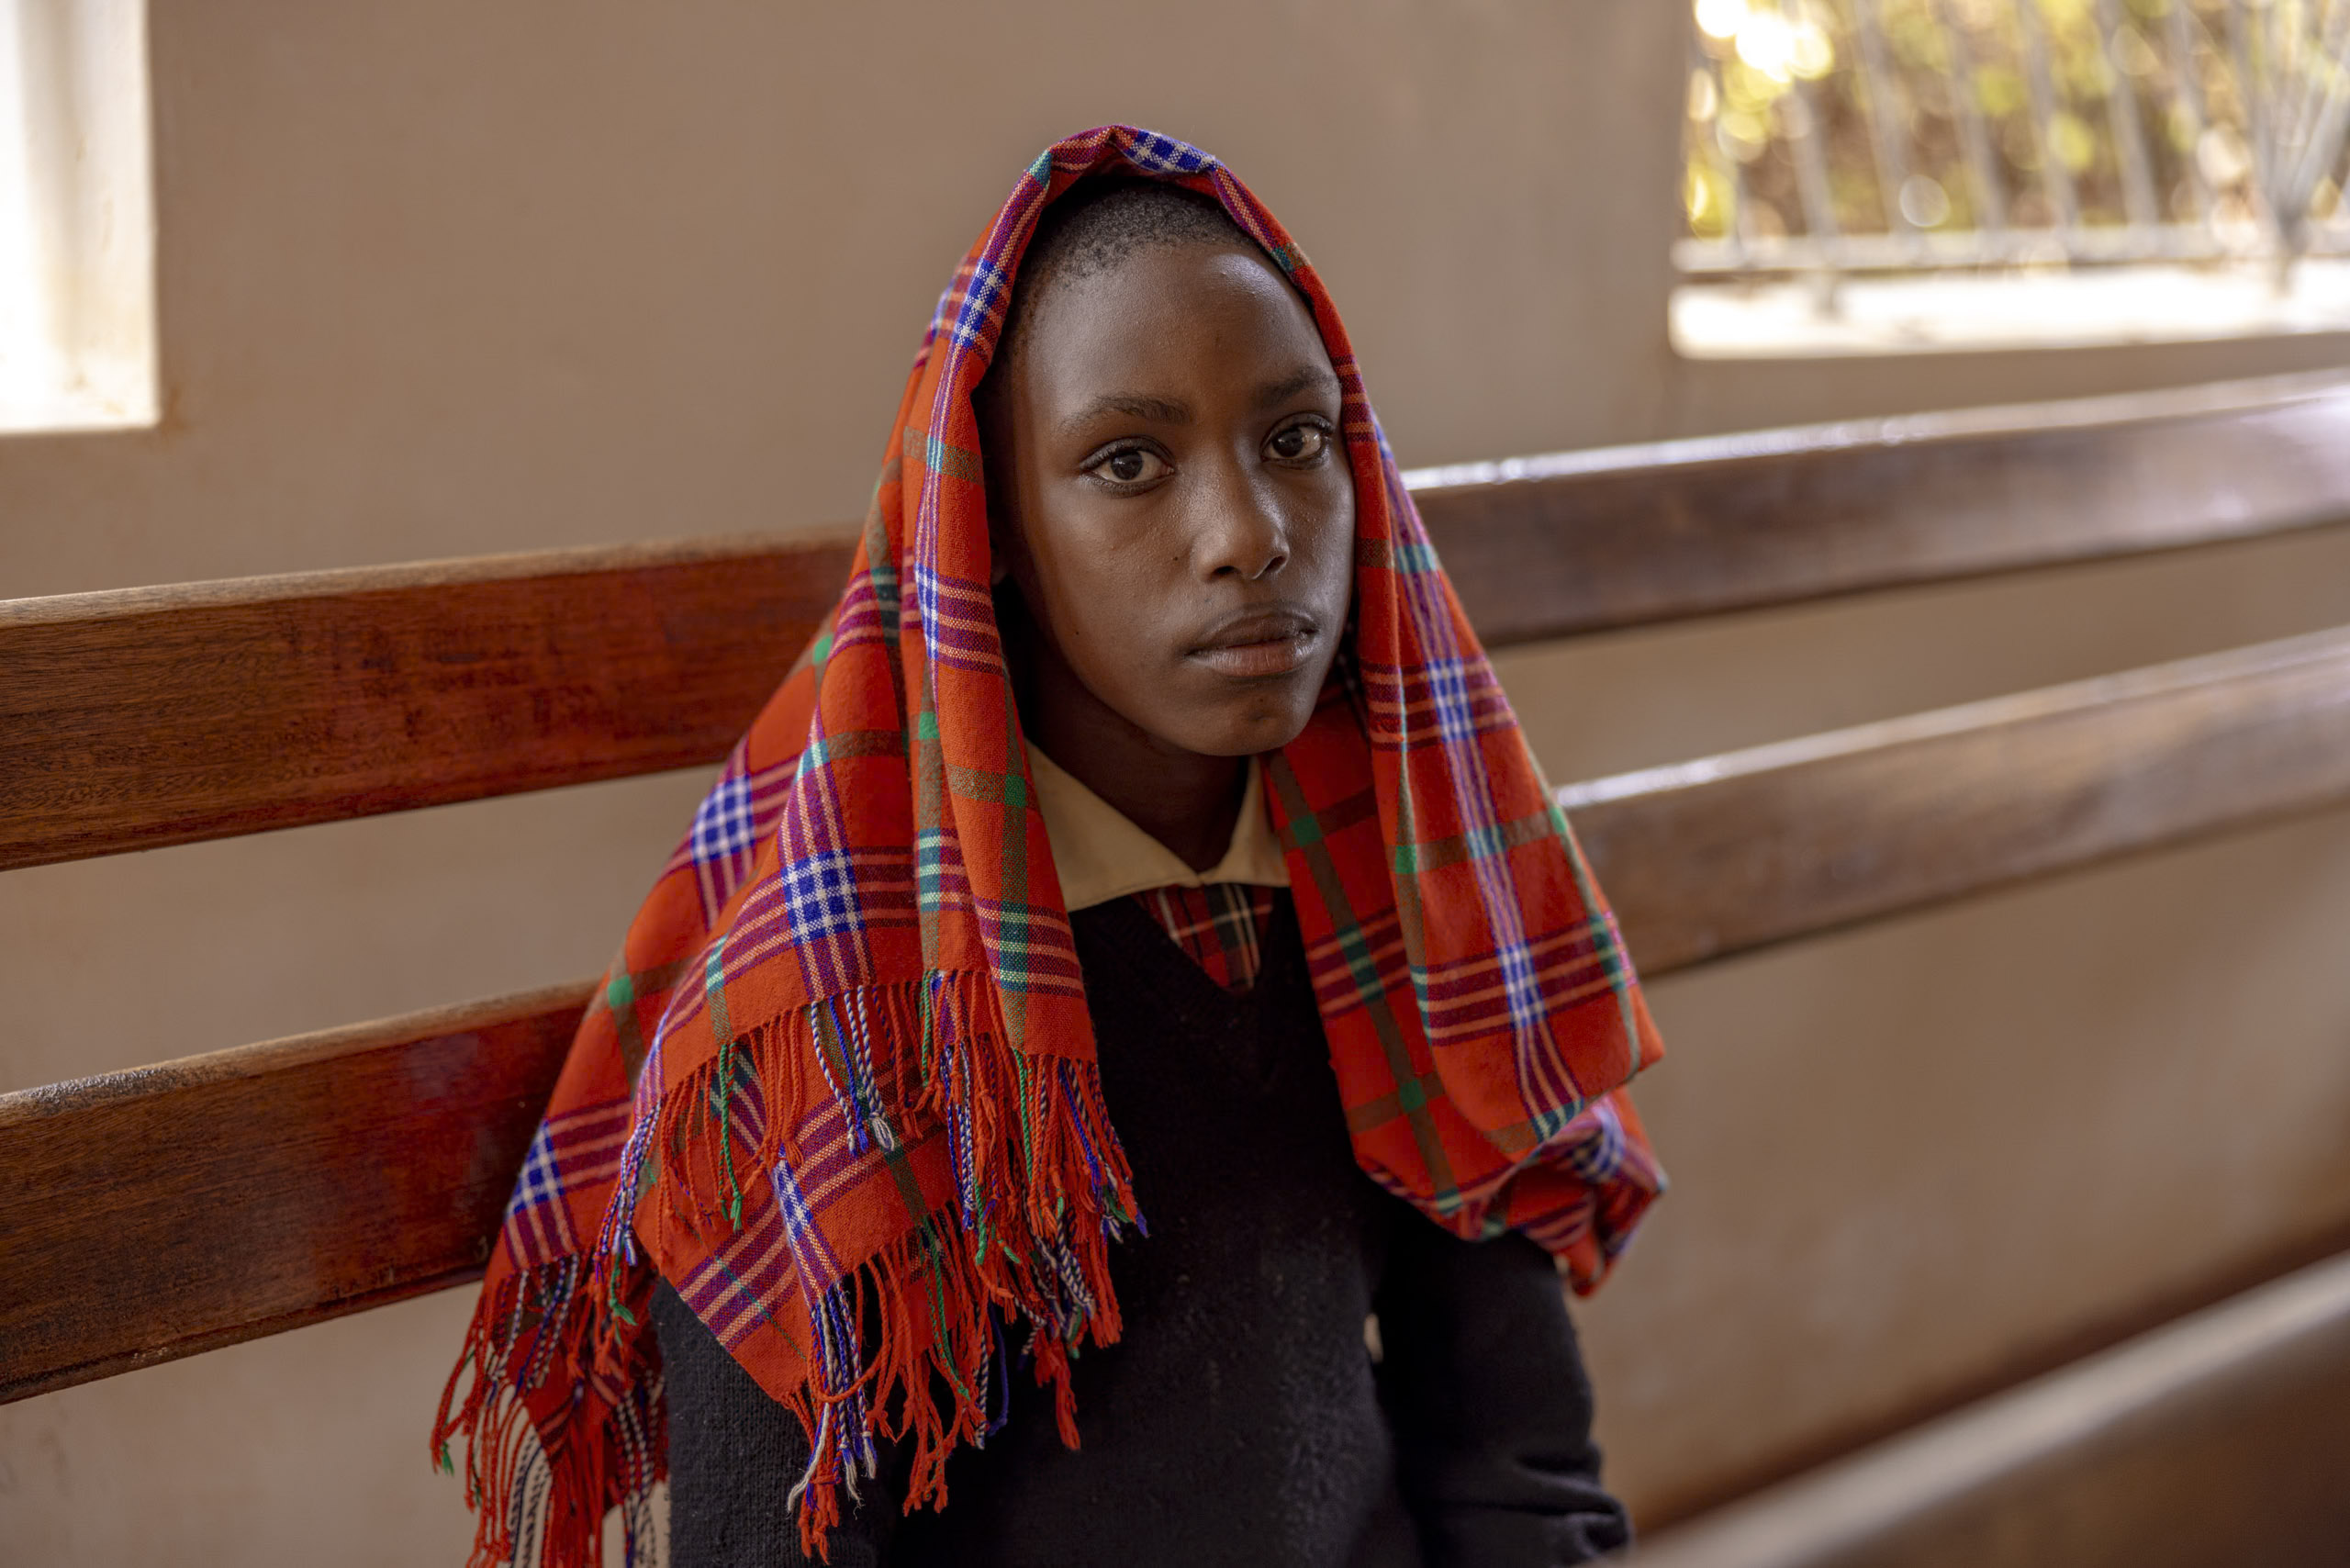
2016, 0, 2087, 233
1852, 0, 1922, 239
2092, 0, 2161, 228
1680, 0, 2350, 291
1935, 0, 2012, 237
2228, 0, 2276, 237
2167, 0, 2214, 225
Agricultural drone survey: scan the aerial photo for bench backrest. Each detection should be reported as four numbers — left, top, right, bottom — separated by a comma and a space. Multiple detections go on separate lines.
6, 370, 2350, 1551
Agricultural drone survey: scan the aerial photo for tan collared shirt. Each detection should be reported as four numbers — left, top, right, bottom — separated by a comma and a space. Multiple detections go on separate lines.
1027, 745, 1289, 912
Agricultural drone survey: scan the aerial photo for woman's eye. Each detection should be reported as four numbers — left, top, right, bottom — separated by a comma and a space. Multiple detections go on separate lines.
1089, 447, 1169, 486
1267, 422, 1330, 463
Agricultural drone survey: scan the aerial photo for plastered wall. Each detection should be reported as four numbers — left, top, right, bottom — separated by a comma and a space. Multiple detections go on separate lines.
5, 2, 2349, 1562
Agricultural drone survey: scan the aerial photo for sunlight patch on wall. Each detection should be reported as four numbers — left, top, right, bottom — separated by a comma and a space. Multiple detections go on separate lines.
0, 0, 154, 435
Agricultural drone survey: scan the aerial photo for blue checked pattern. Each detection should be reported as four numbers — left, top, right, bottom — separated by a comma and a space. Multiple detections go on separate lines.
1371, 512, 1561, 1058
671, 743, 802, 924
501, 1119, 576, 1263
1562, 1099, 1627, 1182
778, 849, 860, 940
1491, 936, 1547, 1035
500, 1102, 632, 1267
690, 772, 757, 864
1117, 129, 1216, 174
1420, 658, 1483, 745
769, 1153, 844, 1305
943, 257, 1010, 352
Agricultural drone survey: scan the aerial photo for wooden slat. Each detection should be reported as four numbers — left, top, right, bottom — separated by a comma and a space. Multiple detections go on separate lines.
1414, 369, 2350, 646
1563, 622, 2350, 976
1623, 1250, 2350, 1568
9, 373, 2350, 872
0, 986, 587, 1403
0, 533, 856, 871
6, 624, 2347, 1404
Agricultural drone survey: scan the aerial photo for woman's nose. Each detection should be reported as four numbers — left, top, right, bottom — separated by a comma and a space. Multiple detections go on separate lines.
1195, 466, 1290, 581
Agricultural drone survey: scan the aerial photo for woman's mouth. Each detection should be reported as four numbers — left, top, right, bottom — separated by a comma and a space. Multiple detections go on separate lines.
1189, 610, 1318, 678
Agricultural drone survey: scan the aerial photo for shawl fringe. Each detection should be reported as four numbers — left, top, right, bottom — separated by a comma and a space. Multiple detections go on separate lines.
444, 969, 1137, 1562
432, 1256, 661, 1568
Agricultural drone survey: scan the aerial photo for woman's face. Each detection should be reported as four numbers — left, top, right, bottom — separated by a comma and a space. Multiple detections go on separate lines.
985, 241, 1357, 760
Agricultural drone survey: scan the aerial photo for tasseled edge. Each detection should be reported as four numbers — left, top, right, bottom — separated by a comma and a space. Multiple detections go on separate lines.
1520, 1092, 1668, 1296
606, 969, 1139, 1562
431, 1254, 664, 1568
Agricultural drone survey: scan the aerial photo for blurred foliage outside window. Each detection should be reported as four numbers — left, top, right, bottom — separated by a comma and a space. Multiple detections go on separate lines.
1681, 0, 2350, 293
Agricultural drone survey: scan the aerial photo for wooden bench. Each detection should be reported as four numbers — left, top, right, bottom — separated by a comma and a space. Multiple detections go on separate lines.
1626, 1249, 2350, 1567
7, 370, 2350, 1562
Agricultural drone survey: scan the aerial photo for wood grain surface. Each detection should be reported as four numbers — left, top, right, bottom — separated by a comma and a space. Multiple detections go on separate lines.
7, 623, 2347, 1404
9, 373, 2349, 872
0, 986, 587, 1403
1564, 623, 2350, 977
1416, 371, 2350, 646
1625, 1250, 2350, 1568
0, 534, 856, 870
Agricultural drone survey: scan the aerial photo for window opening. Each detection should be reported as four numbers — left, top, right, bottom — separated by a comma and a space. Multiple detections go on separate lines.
1677, 0, 2350, 353
0, 0, 155, 433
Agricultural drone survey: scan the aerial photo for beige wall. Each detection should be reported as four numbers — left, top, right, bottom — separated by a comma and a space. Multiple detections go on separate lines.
6, 2, 2349, 1562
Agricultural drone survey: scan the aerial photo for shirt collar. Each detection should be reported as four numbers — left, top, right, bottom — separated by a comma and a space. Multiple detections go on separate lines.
1027, 744, 1290, 912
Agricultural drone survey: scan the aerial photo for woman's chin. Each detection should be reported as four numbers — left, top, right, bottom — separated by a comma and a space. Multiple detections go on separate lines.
1149, 700, 1319, 759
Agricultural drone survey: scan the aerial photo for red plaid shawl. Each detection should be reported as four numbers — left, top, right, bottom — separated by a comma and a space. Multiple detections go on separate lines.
436, 126, 1665, 1566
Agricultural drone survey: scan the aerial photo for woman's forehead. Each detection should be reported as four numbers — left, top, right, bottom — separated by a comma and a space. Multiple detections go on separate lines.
1012, 244, 1333, 410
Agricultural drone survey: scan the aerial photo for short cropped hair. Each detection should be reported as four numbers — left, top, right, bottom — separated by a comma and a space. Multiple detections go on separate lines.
989, 177, 1260, 376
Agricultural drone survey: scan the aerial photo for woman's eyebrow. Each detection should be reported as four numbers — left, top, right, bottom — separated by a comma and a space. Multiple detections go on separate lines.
1252, 365, 1340, 409
1058, 393, 1191, 439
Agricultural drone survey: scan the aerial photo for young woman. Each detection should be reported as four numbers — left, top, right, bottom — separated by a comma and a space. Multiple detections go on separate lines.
440, 126, 1666, 1568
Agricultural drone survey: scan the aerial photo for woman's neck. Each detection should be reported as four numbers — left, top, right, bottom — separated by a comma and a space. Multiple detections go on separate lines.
1014, 632, 1246, 874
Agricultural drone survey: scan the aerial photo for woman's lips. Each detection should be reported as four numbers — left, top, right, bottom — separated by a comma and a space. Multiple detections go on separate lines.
1189, 627, 1316, 678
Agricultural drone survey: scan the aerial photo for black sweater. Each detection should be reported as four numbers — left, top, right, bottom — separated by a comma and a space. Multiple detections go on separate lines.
654, 894, 1630, 1566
